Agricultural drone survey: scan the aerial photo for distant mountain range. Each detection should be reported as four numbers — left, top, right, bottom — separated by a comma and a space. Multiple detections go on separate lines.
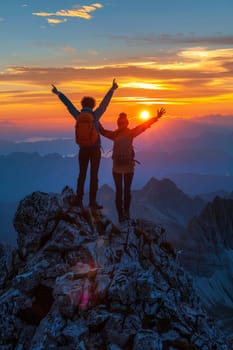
1, 114, 233, 156
1, 116, 233, 200
0, 148, 233, 202
0, 138, 77, 157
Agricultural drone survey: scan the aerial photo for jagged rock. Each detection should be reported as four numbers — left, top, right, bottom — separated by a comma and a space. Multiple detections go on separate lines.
185, 196, 233, 260
133, 330, 162, 350
0, 187, 231, 349
179, 197, 233, 336
0, 243, 20, 288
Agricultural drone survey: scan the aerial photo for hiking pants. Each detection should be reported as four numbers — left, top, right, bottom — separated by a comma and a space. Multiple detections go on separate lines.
77, 146, 101, 204
113, 171, 134, 218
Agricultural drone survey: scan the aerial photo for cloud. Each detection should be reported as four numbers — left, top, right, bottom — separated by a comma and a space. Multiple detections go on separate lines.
1, 45, 233, 87
33, 3, 103, 23
88, 50, 99, 56
106, 33, 233, 47
2, 44, 233, 79
61, 46, 77, 52
0, 45, 233, 109
122, 82, 165, 90
47, 18, 67, 25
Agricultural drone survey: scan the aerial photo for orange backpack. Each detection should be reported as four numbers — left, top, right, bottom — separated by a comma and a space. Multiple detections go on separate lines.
75, 112, 98, 146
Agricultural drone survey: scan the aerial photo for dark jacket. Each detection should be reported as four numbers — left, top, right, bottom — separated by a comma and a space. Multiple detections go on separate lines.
58, 87, 116, 147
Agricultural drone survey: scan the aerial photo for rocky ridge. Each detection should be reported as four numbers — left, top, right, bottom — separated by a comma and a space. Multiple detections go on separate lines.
179, 196, 233, 334
180, 196, 233, 275
0, 187, 231, 349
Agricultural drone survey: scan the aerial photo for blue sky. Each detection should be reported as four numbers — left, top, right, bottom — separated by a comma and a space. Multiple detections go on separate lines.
1, 0, 232, 68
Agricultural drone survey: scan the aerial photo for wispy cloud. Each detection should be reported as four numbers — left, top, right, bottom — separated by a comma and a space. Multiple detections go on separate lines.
0, 46, 233, 109
122, 82, 165, 90
62, 46, 77, 52
1, 46, 233, 85
33, 3, 103, 24
88, 50, 99, 56
106, 34, 233, 47
47, 18, 67, 25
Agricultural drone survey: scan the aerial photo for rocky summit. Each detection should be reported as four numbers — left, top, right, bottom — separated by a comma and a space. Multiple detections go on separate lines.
0, 187, 231, 350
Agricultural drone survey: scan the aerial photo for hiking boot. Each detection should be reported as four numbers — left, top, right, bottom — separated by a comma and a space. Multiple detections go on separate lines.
89, 202, 103, 210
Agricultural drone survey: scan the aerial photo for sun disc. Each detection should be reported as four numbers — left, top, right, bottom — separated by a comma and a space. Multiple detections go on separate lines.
140, 110, 150, 120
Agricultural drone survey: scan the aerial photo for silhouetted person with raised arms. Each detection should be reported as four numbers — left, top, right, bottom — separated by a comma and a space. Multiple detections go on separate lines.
99, 108, 166, 222
52, 79, 118, 210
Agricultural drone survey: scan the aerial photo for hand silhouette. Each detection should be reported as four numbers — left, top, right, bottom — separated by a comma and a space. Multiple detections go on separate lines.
51, 84, 59, 95
157, 107, 166, 119
112, 78, 118, 90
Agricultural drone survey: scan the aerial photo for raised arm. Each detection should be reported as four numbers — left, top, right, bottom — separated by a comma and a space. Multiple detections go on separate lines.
131, 107, 166, 138
51, 84, 79, 120
99, 122, 115, 140
94, 79, 118, 120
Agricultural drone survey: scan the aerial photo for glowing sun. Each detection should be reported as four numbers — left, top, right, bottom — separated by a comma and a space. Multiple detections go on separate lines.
139, 110, 150, 120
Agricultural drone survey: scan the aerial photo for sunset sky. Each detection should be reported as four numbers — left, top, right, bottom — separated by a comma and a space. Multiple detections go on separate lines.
1, 0, 233, 140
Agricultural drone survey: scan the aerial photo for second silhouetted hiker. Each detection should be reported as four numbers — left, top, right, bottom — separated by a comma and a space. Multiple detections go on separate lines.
52, 79, 118, 210
99, 108, 165, 222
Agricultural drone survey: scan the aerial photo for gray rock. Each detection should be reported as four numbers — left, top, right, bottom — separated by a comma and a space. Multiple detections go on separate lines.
0, 187, 231, 349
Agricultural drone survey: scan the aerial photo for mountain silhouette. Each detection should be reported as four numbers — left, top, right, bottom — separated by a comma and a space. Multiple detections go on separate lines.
135, 177, 204, 223
98, 177, 206, 245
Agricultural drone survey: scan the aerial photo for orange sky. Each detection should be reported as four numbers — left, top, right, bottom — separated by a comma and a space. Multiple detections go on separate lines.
1, 46, 233, 137
1, 1, 233, 139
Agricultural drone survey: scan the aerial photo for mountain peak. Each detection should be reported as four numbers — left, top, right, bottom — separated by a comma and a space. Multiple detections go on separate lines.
143, 177, 181, 193
136, 177, 204, 228
99, 183, 114, 194
0, 188, 231, 349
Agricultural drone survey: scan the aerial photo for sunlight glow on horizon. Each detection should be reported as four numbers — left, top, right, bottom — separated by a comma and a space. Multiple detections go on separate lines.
1, 47, 233, 137
122, 82, 165, 90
